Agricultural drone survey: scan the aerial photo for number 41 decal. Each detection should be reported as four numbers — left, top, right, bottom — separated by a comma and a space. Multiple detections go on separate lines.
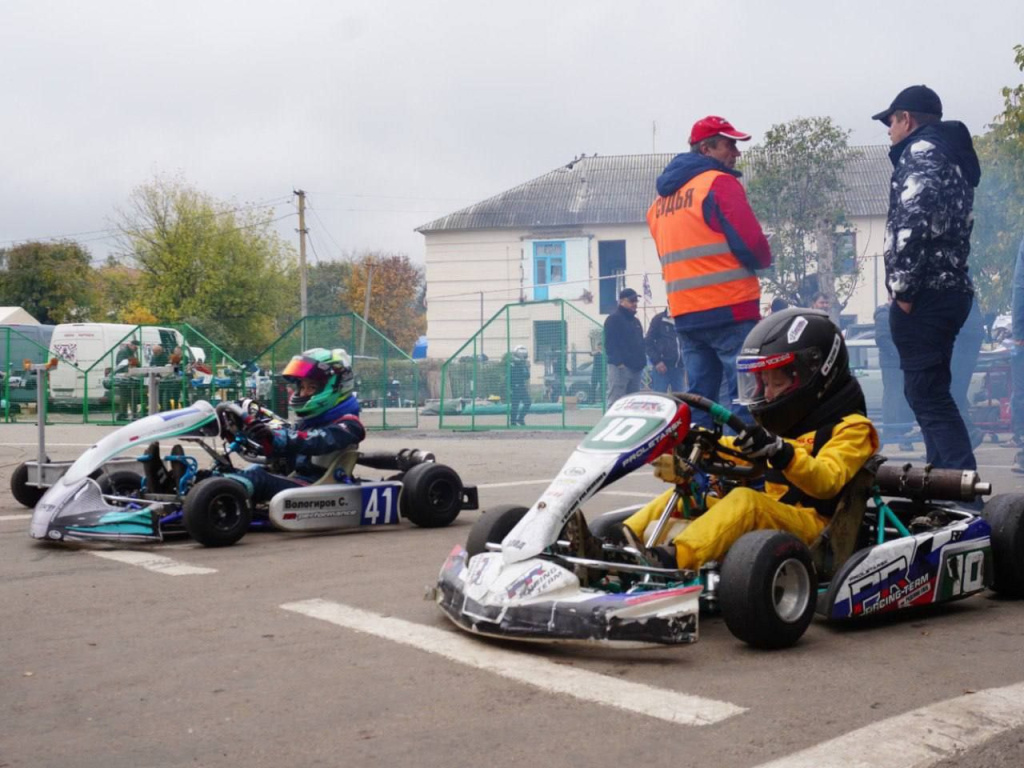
362, 485, 397, 525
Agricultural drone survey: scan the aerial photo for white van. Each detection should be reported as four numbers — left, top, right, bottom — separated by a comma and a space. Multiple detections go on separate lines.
48, 323, 187, 405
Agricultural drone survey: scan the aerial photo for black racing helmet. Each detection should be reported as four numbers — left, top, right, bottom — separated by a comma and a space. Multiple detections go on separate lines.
736, 308, 850, 435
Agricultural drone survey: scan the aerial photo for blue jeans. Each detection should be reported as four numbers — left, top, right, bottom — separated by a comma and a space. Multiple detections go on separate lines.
890, 289, 975, 470
650, 365, 686, 394
679, 320, 756, 429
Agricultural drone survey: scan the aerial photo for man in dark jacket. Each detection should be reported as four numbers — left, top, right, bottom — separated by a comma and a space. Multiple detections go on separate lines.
645, 309, 685, 393
603, 287, 646, 406
873, 85, 981, 470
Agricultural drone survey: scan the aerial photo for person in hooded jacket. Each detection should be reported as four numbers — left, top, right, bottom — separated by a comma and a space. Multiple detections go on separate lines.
645, 308, 686, 393
873, 85, 981, 471
619, 309, 878, 572
647, 116, 772, 428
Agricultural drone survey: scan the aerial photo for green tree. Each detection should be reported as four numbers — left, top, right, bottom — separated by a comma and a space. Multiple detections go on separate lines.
307, 260, 353, 316
972, 44, 1024, 314
115, 177, 299, 358
743, 117, 860, 318
342, 251, 426, 353
0, 240, 97, 323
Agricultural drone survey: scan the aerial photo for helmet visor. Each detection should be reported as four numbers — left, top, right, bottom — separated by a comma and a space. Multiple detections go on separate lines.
282, 356, 321, 381
736, 352, 800, 406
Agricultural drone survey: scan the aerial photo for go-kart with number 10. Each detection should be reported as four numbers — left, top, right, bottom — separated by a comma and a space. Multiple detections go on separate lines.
435, 392, 1024, 649
29, 399, 477, 547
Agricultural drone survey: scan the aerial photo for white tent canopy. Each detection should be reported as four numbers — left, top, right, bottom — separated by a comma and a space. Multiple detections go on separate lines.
0, 307, 39, 324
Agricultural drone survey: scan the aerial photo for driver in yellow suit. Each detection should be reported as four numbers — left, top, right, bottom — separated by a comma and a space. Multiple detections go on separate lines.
623, 308, 879, 571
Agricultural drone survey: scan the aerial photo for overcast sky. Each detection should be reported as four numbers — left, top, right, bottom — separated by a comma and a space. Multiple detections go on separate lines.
2, 0, 1022, 268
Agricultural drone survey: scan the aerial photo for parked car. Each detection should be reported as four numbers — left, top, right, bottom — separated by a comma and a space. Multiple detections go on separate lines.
543, 361, 598, 403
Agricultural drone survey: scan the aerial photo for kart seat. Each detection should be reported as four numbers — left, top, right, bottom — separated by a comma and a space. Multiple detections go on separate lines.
307, 447, 360, 486
810, 454, 885, 581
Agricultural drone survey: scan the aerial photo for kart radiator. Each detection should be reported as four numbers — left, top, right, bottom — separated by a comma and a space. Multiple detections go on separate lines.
875, 463, 991, 502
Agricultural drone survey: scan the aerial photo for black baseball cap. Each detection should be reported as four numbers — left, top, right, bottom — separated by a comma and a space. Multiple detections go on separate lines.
619, 287, 639, 300
872, 85, 943, 124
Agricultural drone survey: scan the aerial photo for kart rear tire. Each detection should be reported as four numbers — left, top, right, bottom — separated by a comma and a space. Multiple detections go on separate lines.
720, 530, 818, 649
465, 504, 529, 558
98, 470, 144, 497
983, 494, 1024, 597
11, 462, 47, 508
400, 462, 463, 528
184, 477, 252, 547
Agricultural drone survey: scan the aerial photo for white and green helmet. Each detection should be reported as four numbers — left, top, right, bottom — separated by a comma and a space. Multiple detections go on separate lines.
282, 347, 355, 418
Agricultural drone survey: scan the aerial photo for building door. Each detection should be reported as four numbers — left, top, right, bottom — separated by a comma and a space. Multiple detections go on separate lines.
533, 241, 565, 300
598, 240, 626, 314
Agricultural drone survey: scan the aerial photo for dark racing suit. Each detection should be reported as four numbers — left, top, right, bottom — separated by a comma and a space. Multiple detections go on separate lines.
229, 397, 365, 502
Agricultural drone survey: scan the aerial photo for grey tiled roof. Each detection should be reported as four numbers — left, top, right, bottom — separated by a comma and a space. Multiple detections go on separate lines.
417, 146, 891, 233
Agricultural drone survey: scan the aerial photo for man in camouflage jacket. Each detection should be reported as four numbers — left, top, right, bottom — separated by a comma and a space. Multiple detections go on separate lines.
873, 85, 981, 470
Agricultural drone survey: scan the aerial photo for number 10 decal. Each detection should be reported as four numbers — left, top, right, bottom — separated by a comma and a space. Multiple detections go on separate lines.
363, 485, 397, 525
592, 417, 647, 444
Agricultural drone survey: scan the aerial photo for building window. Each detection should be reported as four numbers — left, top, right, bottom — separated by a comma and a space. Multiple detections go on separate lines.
533, 241, 566, 301
835, 232, 857, 274
598, 240, 626, 314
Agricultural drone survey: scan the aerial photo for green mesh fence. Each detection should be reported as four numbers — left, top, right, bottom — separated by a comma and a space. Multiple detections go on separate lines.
249, 314, 418, 430
1, 325, 55, 423
437, 300, 605, 431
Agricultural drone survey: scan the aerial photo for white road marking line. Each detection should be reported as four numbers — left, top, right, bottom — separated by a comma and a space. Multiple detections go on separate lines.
753, 681, 1024, 768
90, 550, 216, 575
0, 513, 33, 521
281, 598, 745, 726
0, 442, 97, 447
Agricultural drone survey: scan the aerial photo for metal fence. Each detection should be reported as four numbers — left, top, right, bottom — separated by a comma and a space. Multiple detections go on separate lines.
249, 314, 418, 430
436, 300, 605, 431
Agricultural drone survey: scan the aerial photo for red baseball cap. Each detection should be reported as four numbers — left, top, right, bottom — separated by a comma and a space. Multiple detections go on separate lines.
689, 116, 752, 145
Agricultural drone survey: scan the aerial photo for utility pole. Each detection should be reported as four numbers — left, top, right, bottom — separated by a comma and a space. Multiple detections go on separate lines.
295, 189, 308, 318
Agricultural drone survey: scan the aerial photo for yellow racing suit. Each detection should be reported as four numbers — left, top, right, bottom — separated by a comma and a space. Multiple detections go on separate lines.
624, 413, 879, 570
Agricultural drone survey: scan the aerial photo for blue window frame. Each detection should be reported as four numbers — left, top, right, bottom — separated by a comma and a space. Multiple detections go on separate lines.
533, 241, 565, 300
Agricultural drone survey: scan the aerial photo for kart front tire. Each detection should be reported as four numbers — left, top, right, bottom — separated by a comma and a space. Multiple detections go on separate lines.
983, 493, 1024, 597
465, 504, 529, 558
98, 470, 144, 497
184, 477, 252, 547
720, 530, 818, 650
11, 462, 47, 508
400, 463, 463, 528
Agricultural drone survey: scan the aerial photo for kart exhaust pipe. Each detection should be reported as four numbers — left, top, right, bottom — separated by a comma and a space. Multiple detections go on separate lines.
356, 449, 436, 472
875, 463, 991, 502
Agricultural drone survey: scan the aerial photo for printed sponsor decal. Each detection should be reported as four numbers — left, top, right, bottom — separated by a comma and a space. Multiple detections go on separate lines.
563, 466, 587, 477
821, 334, 841, 376
504, 564, 568, 599
786, 316, 808, 344
53, 342, 77, 364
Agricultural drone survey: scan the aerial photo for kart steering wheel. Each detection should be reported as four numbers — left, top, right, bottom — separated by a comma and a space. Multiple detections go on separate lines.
215, 401, 248, 440
673, 392, 765, 480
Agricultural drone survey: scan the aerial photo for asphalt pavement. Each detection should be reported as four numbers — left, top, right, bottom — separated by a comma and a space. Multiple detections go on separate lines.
3, 419, 1024, 768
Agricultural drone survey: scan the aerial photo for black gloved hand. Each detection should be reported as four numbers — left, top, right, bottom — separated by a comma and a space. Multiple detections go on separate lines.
735, 425, 785, 459
246, 421, 277, 453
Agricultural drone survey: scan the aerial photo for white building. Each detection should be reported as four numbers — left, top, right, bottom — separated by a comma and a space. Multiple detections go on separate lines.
418, 148, 891, 360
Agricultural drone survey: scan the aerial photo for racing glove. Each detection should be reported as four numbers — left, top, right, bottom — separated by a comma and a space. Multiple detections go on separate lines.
246, 420, 279, 455
735, 425, 794, 468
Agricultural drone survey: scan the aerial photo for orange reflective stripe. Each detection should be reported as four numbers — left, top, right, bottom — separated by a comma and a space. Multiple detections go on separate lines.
647, 169, 760, 318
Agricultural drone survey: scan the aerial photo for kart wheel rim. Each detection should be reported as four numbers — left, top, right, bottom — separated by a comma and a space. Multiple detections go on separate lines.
426, 478, 457, 510
771, 557, 811, 623
209, 494, 244, 531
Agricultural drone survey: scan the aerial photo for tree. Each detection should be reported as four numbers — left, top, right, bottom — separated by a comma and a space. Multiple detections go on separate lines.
115, 176, 299, 358
306, 260, 353, 316
0, 240, 97, 323
341, 252, 426, 353
972, 44, 1024, 314
743, 117, 861, 319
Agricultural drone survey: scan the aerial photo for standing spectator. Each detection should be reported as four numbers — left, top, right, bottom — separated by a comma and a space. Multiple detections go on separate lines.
646, 115, 772, 426
874, 300, 916, 449
508, 346, 531, 426
1011, 236, 1024, 471
811, 292, 831, 312
603, 288, 646, 406
114, 340, 138, 419
872, 84, 981, 470
645, 308, 685, 393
